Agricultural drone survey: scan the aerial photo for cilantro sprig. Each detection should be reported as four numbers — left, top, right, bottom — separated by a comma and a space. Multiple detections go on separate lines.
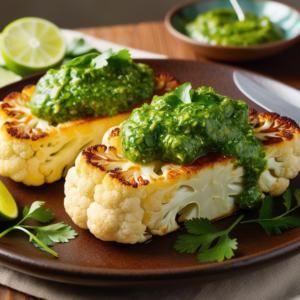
0, 201, 78, 257
174, 188, 300, 263
65, 48, 131, 70
241, 189, 300, 234
91, 48, 131, 69
174, 215, 244, 263
172, 83, 219, 106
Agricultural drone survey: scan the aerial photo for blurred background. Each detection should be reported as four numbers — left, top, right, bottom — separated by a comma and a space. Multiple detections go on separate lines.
0, 0, 299, 30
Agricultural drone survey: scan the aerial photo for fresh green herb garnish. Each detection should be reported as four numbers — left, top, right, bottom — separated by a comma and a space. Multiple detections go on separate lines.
30, 48, 155, 124
63, 38, 101, 64
91, 48, 131, 69
0, 201, 78, 257
185, 8, 284, 46
121, 83, 266, 209
174, 189, 300, 263
241, 189, 300, 235
174, 215, 244, 263
173, 82, 192, 104
66, 38, 100, 57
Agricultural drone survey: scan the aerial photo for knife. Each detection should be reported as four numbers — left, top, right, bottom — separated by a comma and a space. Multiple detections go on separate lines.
233, 71, 300, 125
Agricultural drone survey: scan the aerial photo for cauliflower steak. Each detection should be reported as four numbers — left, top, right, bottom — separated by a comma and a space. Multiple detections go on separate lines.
64, 111, 300, 244
0, 73, 179, 186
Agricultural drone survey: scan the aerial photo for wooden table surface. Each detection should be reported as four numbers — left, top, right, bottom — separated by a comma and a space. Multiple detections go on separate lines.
1, 21, 299, 300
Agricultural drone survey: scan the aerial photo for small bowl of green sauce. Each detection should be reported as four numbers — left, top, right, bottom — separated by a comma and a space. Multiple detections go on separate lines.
165, 0, 300, 61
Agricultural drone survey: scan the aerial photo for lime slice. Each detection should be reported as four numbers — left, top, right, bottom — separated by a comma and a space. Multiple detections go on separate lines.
0, 67, 22, 88
0, 17, 66, 76
0, 180, 18, 221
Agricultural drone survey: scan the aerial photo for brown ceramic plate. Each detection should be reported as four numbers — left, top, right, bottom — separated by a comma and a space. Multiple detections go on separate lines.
0, 59, 299, 287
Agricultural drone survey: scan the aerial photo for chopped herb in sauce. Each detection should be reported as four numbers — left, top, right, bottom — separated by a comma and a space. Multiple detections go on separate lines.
30, 49, 155, 124
120, 83, 267, 209
185, 9, 284, 46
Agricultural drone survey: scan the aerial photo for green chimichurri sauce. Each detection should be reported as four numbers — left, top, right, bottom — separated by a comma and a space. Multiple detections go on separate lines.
185, 8, 284, 46
120, 83, 267, 209
30, 49, 155, 124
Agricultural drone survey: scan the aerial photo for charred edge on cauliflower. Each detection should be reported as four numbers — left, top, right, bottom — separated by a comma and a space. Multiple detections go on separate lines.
109, 127, 120, 138
82, 130, 237, 185
109, 170, 150, 188
0, 74, 180, 142
5, 126, 48, 141
154, 73, 180, 92
82, 144, 150, 187
251, 110, 300, 145
166, 154, 237, 180
249, 109, 259, 126
64, 110, 300, 243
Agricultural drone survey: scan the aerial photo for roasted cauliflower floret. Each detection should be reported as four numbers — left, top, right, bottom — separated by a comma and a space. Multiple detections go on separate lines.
0, 86, 131, 186
252, 111, 300, 196
64, 128, 244, 244
0, 74, 179, 186
64, 111, 300, 244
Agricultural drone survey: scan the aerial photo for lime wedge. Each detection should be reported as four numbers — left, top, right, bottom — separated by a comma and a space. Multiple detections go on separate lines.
0, 67, 22, 88
0, 17, 66, 76
0, 180, 18, 221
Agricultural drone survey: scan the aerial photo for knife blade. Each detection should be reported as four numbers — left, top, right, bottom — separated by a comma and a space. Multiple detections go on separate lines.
233, 71, 300, 125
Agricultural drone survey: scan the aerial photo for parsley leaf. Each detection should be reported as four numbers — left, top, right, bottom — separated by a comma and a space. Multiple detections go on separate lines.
63, 38, 101, 64
258, 195, 273, 220
192, 86, 218, 106
174, 215, 244, 263
22, 201, 54, 223
66, 38, 100, 58
294, 189, 300, 205
107, 49, 131, 68
242, 189, 300, 235
91, 48, 113, 69
65, 53, 99, 68
283, 188, 292, 211
174, 82, 192, 104
258, 217, 300, 235
0, 201, 78, 257
91, 48, 131, 69
198, 234, 238, 263
174, 189, 300, 264
28, 222, 78, 249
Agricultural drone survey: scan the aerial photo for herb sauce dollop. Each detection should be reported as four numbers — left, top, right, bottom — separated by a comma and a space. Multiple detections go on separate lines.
120, 83, 267, 209
30, 49, 155, 124
185, 9, 284, 46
